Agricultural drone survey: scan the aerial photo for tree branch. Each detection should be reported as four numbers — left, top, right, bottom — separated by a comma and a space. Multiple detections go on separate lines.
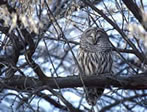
37, 93, 68, 111
100, 93, 147, 112
2, 73, 147, 90
122, 0, 147, 31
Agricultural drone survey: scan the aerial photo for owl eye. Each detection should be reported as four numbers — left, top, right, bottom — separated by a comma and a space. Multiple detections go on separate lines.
86, 29, 92, 34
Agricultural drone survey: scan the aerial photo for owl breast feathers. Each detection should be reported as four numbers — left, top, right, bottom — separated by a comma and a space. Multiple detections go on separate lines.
78, 27, 113, 105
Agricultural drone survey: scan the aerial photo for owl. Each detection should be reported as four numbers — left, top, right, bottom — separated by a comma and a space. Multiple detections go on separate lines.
78, 27, 113, 105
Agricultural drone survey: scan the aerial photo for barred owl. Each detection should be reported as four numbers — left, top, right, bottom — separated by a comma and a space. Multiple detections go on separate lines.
78, 27, 113, 105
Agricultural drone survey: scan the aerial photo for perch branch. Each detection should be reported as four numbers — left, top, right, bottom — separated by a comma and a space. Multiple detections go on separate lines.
2, 73, 147, 90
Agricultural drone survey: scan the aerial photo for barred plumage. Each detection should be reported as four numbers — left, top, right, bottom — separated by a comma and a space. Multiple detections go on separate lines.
78, 27, 113, 105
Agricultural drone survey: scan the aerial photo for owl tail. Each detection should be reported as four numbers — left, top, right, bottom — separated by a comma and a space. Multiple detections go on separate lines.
85, 88, 104, 106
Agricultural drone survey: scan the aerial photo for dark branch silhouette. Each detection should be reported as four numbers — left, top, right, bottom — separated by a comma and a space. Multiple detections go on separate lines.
3, 73, 147, 90
122, 0, 147, 31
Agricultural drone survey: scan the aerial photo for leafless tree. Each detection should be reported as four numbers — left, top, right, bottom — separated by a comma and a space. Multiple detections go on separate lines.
0, 0, 147, 112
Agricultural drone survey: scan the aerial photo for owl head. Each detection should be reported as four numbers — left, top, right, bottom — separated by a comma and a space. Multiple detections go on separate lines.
80, 27, 112, 52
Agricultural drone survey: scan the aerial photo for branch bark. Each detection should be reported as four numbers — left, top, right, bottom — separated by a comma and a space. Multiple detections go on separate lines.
100, 93, 147, 112
122, 0, 147, 31
37, 93, 68, 111
2, 73, 147, 90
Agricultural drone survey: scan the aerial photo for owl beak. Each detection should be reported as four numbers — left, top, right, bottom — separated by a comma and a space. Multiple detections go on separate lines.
91, 33, 97, 44
93, 33, 100, 45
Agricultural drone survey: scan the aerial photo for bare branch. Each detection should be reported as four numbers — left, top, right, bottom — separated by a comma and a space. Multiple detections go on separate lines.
3, 73, 147, 90
100, 93, 147, 112
122, 0, 147, 31
37, 93, 68, 111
